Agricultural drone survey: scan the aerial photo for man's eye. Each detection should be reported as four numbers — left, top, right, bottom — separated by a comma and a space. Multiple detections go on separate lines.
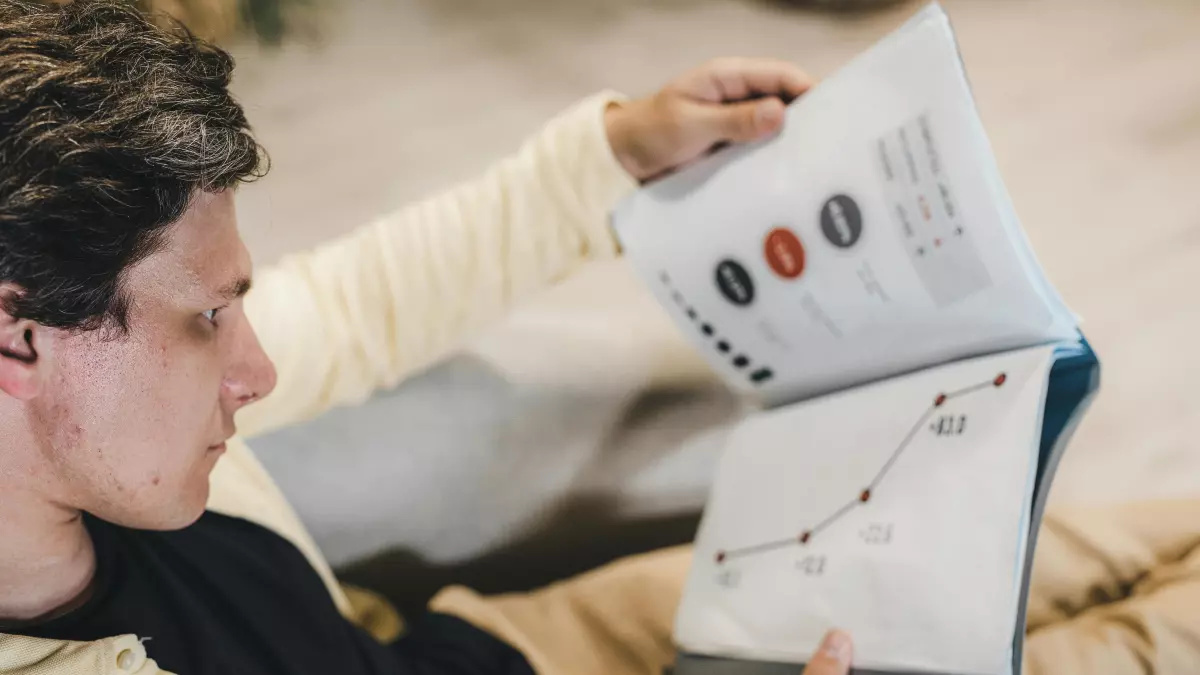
202, 308, 220, 324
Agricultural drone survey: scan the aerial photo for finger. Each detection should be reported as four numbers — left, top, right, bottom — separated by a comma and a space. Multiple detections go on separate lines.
691, 96, 786, 143
680, 57, 814, 103
803, 629, 854, 675
710, 57, 814, 102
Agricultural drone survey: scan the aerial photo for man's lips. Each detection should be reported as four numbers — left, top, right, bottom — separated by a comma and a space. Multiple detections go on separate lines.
208, 426, 236, 454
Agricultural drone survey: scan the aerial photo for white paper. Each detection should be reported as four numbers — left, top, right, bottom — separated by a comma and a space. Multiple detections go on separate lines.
612, 4, 1075, 406
674, 345, 1054, 675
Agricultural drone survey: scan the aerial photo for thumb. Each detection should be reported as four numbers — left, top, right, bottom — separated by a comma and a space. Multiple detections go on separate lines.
803, 630, 854, 675
694, 96, 786, 143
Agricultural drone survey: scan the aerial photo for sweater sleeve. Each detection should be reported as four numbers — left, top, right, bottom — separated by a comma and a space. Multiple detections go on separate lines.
236, 92, 638, 439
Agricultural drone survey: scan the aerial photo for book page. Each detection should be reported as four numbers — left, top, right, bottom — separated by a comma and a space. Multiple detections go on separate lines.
674, 345, 1055, 675
612, 4, 1075, 406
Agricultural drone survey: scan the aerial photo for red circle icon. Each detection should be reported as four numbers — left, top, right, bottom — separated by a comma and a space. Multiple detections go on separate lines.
764, 227, 806, 280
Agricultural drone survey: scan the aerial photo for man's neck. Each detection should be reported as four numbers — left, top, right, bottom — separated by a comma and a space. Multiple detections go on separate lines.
0, 491, 97, 625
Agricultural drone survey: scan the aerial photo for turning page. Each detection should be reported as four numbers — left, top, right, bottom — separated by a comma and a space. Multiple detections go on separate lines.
612, 4, 1075, 406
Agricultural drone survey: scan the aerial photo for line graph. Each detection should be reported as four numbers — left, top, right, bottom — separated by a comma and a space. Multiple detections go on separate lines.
714, 371, 1008, 565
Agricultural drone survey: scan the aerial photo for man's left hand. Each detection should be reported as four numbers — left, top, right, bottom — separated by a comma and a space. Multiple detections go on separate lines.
604, 58, 813, 182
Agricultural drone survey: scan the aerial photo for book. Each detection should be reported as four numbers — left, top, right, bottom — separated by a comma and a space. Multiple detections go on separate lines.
609, 4, 1100, 675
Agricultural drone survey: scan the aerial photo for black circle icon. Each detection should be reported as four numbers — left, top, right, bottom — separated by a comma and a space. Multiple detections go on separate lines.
715, 259, 755, 306
820, 194, 863, 249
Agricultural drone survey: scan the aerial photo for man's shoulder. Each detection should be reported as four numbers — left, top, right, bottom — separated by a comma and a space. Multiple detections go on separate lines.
0, 632, 162, 675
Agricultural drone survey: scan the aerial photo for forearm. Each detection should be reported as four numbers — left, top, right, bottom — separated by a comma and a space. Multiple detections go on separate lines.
238, 92, 638, 438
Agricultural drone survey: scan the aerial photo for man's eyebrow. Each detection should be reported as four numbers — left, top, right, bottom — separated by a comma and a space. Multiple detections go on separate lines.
217, 277, 253, 301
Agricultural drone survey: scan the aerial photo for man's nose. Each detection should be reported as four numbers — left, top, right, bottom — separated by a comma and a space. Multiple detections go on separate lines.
222, 321, 278, 410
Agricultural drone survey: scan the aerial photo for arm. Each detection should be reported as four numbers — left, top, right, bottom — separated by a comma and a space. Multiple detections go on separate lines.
1024, 500, 1200, 674
237, 93, 637, 438
237, 58, 814, 439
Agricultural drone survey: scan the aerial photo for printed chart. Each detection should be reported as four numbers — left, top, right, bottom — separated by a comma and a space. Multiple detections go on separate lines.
675, 347, 1055, 675
714, 371, 1007, 565
876, 113, 992, 307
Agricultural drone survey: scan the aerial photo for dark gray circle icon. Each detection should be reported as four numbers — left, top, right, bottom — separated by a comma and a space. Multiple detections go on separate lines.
715, 259, 755, 306
820, 194, 863, 248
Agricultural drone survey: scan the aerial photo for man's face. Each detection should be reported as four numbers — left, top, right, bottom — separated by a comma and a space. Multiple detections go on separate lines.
28, 190, 276, 530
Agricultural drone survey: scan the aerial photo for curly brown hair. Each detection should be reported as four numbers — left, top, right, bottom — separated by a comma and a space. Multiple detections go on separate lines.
0, 0, 266, 332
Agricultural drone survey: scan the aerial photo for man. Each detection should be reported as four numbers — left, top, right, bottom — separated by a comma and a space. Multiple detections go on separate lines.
0, 1, 850, 673
1, 2, 1198, 675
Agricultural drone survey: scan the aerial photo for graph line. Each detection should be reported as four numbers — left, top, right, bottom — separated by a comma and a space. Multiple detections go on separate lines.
716, 371, 1008, 565
869, 406, 936, 490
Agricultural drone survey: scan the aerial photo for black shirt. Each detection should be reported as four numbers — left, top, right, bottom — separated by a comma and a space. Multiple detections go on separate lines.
10, 511, 533, 675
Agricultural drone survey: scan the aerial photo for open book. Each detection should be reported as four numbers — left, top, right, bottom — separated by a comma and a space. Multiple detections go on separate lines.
610, 4, 1100, 675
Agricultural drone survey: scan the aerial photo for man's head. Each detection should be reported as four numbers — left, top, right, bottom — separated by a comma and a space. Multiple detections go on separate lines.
0, 0, 276, 529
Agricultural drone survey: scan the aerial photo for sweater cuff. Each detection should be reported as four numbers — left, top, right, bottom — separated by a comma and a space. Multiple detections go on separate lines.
566, 90, 640, 260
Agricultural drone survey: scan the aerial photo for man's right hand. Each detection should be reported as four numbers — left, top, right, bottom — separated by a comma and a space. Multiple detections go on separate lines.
802, 630, 854, 675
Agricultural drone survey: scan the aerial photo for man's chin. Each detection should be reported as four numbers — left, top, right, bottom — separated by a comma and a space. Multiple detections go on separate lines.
100, 501, 205, 531
128, 481, 210, 531
140, 505, 206, 531
171, 478, 211, 529
85, 467, 211, 531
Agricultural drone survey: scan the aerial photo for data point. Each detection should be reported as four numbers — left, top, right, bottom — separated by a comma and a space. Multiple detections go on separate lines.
715, 373, 1006, 564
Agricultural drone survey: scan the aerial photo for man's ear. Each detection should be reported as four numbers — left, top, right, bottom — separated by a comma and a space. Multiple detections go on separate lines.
0, 297, 42, 400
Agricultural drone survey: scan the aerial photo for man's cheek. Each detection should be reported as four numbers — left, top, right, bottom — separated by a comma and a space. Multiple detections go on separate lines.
118, 433, 200, 496
155, 344, 222, 404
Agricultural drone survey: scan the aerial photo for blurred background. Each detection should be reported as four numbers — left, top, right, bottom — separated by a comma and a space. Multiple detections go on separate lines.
144, 0, 1200, 615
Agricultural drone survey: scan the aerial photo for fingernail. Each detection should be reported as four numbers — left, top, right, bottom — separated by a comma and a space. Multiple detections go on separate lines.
819, 629, 853, 664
